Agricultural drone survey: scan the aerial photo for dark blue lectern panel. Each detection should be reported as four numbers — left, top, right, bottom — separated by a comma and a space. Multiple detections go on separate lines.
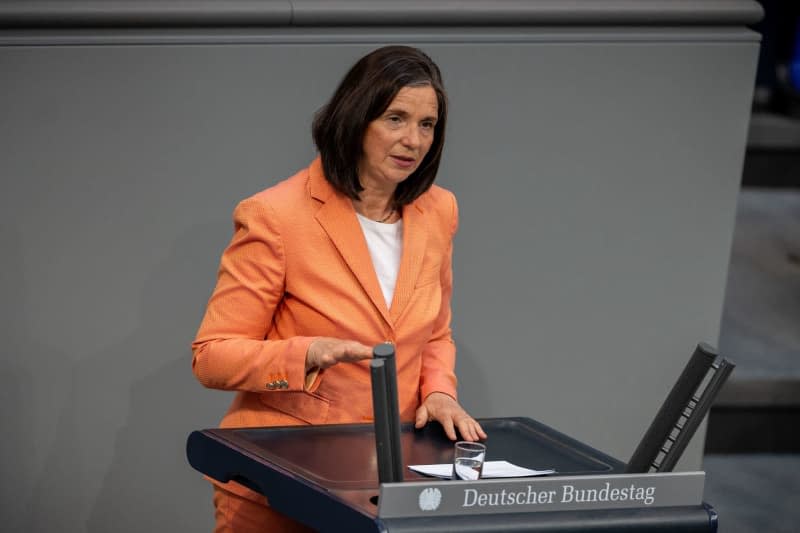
186, 417, 717, 532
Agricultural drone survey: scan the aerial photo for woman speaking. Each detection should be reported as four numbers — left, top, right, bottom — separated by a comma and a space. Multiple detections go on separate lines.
192, 45, 486, 532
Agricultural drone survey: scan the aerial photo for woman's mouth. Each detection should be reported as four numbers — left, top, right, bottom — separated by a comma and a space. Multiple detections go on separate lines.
391, 155, 416, 168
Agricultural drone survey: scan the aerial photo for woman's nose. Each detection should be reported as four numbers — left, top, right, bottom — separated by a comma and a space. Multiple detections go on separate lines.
402, 126, 421, 148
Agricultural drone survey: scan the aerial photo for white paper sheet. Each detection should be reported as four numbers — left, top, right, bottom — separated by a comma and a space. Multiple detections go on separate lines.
408, 460, 555, 479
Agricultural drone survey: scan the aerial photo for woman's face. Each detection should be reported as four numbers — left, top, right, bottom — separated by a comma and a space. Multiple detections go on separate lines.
358, 85, 438, 192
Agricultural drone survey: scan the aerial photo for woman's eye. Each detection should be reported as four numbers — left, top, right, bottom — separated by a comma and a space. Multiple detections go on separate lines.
387, 115, 402, 124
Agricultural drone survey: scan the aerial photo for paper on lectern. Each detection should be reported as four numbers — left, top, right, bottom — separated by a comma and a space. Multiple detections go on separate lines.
408, 460, 555, 479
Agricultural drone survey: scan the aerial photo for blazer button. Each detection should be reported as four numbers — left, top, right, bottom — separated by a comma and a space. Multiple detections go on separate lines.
266, 382, 276, 390
279, 379, 289, 389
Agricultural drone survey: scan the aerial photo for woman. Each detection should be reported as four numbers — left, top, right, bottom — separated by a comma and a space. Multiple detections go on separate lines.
192, 45, 486, 532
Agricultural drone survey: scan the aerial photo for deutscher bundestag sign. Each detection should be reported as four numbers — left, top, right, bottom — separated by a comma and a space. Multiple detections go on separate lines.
378, 472, 705, 519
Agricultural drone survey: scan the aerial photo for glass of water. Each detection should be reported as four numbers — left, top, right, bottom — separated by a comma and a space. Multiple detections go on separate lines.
453, 441, 486, 480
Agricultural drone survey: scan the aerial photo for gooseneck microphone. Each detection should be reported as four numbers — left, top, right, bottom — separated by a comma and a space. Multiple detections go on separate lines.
370, 342, 404, 483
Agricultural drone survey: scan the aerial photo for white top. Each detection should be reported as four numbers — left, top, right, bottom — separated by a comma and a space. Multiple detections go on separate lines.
356, 213, 403, 309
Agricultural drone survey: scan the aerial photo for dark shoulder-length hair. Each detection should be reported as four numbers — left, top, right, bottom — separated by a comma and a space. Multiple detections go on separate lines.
312, 45, 448, 207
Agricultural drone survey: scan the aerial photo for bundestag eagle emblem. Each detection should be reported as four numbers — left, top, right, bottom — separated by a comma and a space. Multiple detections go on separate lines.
418, 487, 442, 511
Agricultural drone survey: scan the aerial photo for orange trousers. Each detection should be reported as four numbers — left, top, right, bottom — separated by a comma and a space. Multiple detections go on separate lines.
213, 485, 316, 533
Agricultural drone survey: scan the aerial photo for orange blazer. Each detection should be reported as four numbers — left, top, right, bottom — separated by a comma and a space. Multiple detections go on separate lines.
193, 157, 459, 434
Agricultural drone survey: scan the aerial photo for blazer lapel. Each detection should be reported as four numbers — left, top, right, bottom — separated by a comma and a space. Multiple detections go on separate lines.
390, 201, 427, 323
308, 159, 393, 326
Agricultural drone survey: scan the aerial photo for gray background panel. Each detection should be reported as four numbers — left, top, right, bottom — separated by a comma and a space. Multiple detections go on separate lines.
0, 20, 758, 533
0, 0, 764, 28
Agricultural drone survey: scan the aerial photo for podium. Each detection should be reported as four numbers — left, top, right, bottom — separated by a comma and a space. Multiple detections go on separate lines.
186, 417, 717, 532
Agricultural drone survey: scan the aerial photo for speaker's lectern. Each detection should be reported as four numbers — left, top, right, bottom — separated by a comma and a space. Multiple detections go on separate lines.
188, 344, 722, 531
186, 417, 717, 532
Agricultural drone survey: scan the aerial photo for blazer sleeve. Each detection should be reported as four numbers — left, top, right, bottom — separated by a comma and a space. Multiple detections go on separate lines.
418, 191, 459, 401
191, 196, 314, 393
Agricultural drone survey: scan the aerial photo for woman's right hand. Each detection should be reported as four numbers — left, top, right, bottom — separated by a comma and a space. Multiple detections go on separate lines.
306, 337, 373, 372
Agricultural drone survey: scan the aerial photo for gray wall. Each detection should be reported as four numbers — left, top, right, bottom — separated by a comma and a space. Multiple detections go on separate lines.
0, 2, 760, 532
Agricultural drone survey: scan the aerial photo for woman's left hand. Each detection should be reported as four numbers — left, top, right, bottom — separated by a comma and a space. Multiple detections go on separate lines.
414, 392, 487, 442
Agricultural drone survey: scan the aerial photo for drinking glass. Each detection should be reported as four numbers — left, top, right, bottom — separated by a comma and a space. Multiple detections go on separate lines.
453, 441, 486, 480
